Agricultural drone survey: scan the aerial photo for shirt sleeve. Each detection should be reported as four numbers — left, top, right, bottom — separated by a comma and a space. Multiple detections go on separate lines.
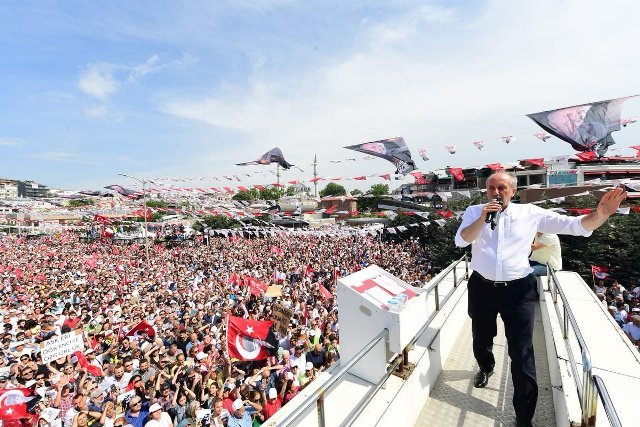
537, 208, 593, 237
454, 205, 481, 247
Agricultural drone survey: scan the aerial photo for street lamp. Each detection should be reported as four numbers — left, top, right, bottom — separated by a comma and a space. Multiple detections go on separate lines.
118, 173, 150, 264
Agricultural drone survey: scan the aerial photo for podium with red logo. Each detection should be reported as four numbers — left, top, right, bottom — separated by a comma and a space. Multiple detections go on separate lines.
337, 265, 428, 384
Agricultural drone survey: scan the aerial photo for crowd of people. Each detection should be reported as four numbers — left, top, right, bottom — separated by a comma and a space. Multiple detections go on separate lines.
0, 229, 431, 427
595, 279, 640, 350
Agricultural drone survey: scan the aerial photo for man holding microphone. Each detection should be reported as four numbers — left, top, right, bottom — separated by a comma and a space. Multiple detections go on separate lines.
455, 171, 626, 427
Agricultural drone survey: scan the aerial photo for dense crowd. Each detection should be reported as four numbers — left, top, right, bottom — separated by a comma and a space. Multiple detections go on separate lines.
596, 279, 640, 350
0, 230, 431, 427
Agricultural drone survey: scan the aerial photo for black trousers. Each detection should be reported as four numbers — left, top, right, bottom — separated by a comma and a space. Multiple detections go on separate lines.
468, 272, 539, 421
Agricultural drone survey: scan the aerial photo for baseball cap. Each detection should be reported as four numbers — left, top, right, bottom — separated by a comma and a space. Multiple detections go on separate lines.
231, 399, 244, 411
149, 403, 162, 413
90, 389, 105, 399
268, 388, 277, 399
305, 362, 314, 371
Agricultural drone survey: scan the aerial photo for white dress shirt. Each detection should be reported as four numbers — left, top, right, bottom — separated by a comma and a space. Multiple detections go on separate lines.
455, 202, 591, 281
529, 233, 562, 270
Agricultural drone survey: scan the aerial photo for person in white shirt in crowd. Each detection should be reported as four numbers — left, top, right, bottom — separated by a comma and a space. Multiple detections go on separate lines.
145, 403, 173, 427
623, 315, 640, 345
455, 171, 626, 427
529, 232, 562, 276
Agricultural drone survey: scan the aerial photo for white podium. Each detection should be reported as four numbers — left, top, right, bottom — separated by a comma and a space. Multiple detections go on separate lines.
337, 265, 428, 384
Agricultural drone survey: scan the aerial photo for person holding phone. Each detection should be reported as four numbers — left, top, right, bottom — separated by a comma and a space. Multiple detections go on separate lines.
455, 171, 626, 427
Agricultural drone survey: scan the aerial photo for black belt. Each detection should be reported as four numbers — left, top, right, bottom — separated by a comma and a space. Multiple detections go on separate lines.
472, 271, 532, 288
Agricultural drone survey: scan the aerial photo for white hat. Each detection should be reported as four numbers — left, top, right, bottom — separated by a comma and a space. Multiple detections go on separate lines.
195, 352, 207, 361
305, 362, 314, 371
268, 388, 277, 399
286, 371, 294, 381
308, 329, 316, 336
84, 348, 95, 355
231, 398, 244, 411
149, 403, 163, 413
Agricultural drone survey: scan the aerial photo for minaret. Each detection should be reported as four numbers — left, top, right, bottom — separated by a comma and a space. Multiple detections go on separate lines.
312, 153, 318, 197
276, 164, 281, 186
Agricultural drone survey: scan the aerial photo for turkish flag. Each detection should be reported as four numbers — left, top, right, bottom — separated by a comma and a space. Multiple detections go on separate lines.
410, 171, 426, 184
319, 283, 332, 299
126, 321, 156, 340
379, 173, 391, 181
0, 388, 37, 421
591, 265, 611, 279
227, 315, 275, 361
435, 210, 454, 219
448, 167, 464, 181
576, 151, 597, 161
524, 158, 545, 167
73, 351, 103, 377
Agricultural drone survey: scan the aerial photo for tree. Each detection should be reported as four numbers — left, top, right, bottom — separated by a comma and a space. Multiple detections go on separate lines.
260, 187, 285, 201
351, 189, 363, 196
146, 200, 168, 208
232, 188, 260, 201
319, 183, 346, 198
68, 198, 94, 207
369, 184, 389, 197
202, 214, 243, 229
285, 186, 296, 196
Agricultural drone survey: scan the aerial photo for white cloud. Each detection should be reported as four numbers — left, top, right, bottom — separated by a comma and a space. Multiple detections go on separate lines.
128, 52, 198, 82
0, 138, 21, 147
78, 63, 119, 100
30, 151, 96, 165
159, 0, 640, 183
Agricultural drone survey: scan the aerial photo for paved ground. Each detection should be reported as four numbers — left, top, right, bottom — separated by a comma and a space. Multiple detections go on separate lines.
416, 305, 555, 427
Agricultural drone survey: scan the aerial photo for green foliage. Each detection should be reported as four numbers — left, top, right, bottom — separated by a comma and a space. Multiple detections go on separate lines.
319, 182, 346, 198
260, 187, 284, 200
202, 214, 243, 229
369, 183, 389, 197
232, 188, 260, 201
68, 198, 94, 207
146, 199, 168, 208
192, 221, 204, 233
350, 189, 363, 196
286, 186, 296, 196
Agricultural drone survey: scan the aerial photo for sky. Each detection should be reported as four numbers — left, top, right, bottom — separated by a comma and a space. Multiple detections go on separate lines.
1, 0, 640, 192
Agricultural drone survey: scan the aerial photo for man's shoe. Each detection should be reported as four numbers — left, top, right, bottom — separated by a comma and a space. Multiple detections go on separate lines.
473, 370, 493, 388
515, 417, 533, 427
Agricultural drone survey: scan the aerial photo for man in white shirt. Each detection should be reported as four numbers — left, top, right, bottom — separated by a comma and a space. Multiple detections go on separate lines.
455, 171, 626, 427
529, 232, 562, 276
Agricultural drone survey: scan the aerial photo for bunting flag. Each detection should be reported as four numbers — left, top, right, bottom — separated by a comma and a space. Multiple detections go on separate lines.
125, 321, 156, 339
486, 163, 503, 171
226, 315, 276, 361
236, 147, 293, 169
379, 173, 391, 181
591, 265, 611, 279
344, 137, 416, 176
527, 97, 634, 157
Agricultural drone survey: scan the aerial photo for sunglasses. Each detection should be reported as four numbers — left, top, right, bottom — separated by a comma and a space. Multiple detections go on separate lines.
115, 424, 125, 427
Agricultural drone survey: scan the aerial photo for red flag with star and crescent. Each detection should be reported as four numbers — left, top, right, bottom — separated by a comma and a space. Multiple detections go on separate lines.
226, 315, 275, 361
591, 265, 611, 279
125, 321, 156, 340
0, 388, 37, 422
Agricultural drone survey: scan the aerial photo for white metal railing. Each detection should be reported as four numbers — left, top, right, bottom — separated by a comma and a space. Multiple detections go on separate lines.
278, 255, 469, 426
547, 266, 622, 427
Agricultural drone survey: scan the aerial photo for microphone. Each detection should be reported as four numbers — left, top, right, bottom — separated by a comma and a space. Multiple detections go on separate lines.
485, 197, 503, 229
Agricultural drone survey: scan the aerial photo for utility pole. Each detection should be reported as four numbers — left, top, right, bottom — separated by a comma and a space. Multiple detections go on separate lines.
276, 164, 281, 186
312, 153, 318, 198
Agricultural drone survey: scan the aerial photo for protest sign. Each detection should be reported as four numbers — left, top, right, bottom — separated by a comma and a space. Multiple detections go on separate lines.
40, 330, 84, 364
271, 304, 293, 336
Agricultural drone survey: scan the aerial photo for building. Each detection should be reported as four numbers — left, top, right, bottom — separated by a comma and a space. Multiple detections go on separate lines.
394, 154, 640, 202
319, 196, 358, 218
